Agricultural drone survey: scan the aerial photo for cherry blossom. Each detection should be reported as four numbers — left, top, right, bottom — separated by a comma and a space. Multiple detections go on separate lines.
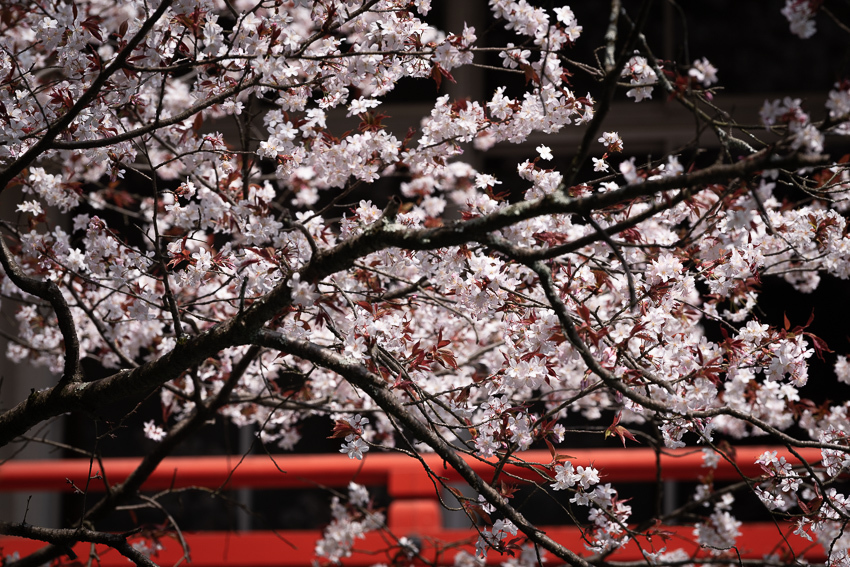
782, 0, 819, 38
536, 145, 553, 161
143, 420, 166, 442
622, 54, 657, 102
0, 1, 849, 566
689, 57, 719, 87
592, 157, 609, 172
598, 131, 623, 151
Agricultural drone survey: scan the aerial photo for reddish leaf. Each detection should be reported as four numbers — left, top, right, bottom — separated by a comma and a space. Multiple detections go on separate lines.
430, 64, 442, 89
499, 481, 519, 499
193, 112, 204, 133
605, 411, 640, 447
328, 419, 357, 439
805, 332, 833, 361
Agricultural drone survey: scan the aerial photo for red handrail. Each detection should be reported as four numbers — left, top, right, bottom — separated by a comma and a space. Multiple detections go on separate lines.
0, 446, 827, 566
0, 446, 822, 492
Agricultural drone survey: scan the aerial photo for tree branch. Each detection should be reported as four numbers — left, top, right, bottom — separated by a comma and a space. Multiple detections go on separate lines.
0, 523, 158, 567
6, 346, 261, 567
0, 231, 82, 386
255, 329, 593, 567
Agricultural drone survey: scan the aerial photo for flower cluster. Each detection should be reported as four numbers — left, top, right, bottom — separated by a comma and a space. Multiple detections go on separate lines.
315, 482, 384, 564
622, 54, 657, 102
338, 414, 371, 460
694, 510, 742, 553
689, 57, 719, 87
782, 0, 820, 38
827, 81, 850, 135
475, 518, 518, 558
754, 450, 807, 510
760, 96, 824, 155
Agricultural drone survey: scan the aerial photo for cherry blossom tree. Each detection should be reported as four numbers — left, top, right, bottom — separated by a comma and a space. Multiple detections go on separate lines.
0, 0, 849, 566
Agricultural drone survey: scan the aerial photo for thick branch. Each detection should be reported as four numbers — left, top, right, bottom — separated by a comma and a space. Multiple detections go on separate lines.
0, 523, 158, 567
7, 346, 261, 567
603, 0, 622, 72
0, 232, 82, 385
308, 150, 826, 264
484, 183, 695, 262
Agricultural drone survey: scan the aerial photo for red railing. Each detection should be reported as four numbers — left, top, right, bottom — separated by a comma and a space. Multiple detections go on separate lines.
0, 447, 827, 566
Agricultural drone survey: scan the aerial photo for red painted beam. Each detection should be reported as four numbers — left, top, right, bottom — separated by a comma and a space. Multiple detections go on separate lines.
0, 446, 823, 493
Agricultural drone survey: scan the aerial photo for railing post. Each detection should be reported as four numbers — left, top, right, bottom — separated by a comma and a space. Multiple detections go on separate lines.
387, 462, 442, 533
